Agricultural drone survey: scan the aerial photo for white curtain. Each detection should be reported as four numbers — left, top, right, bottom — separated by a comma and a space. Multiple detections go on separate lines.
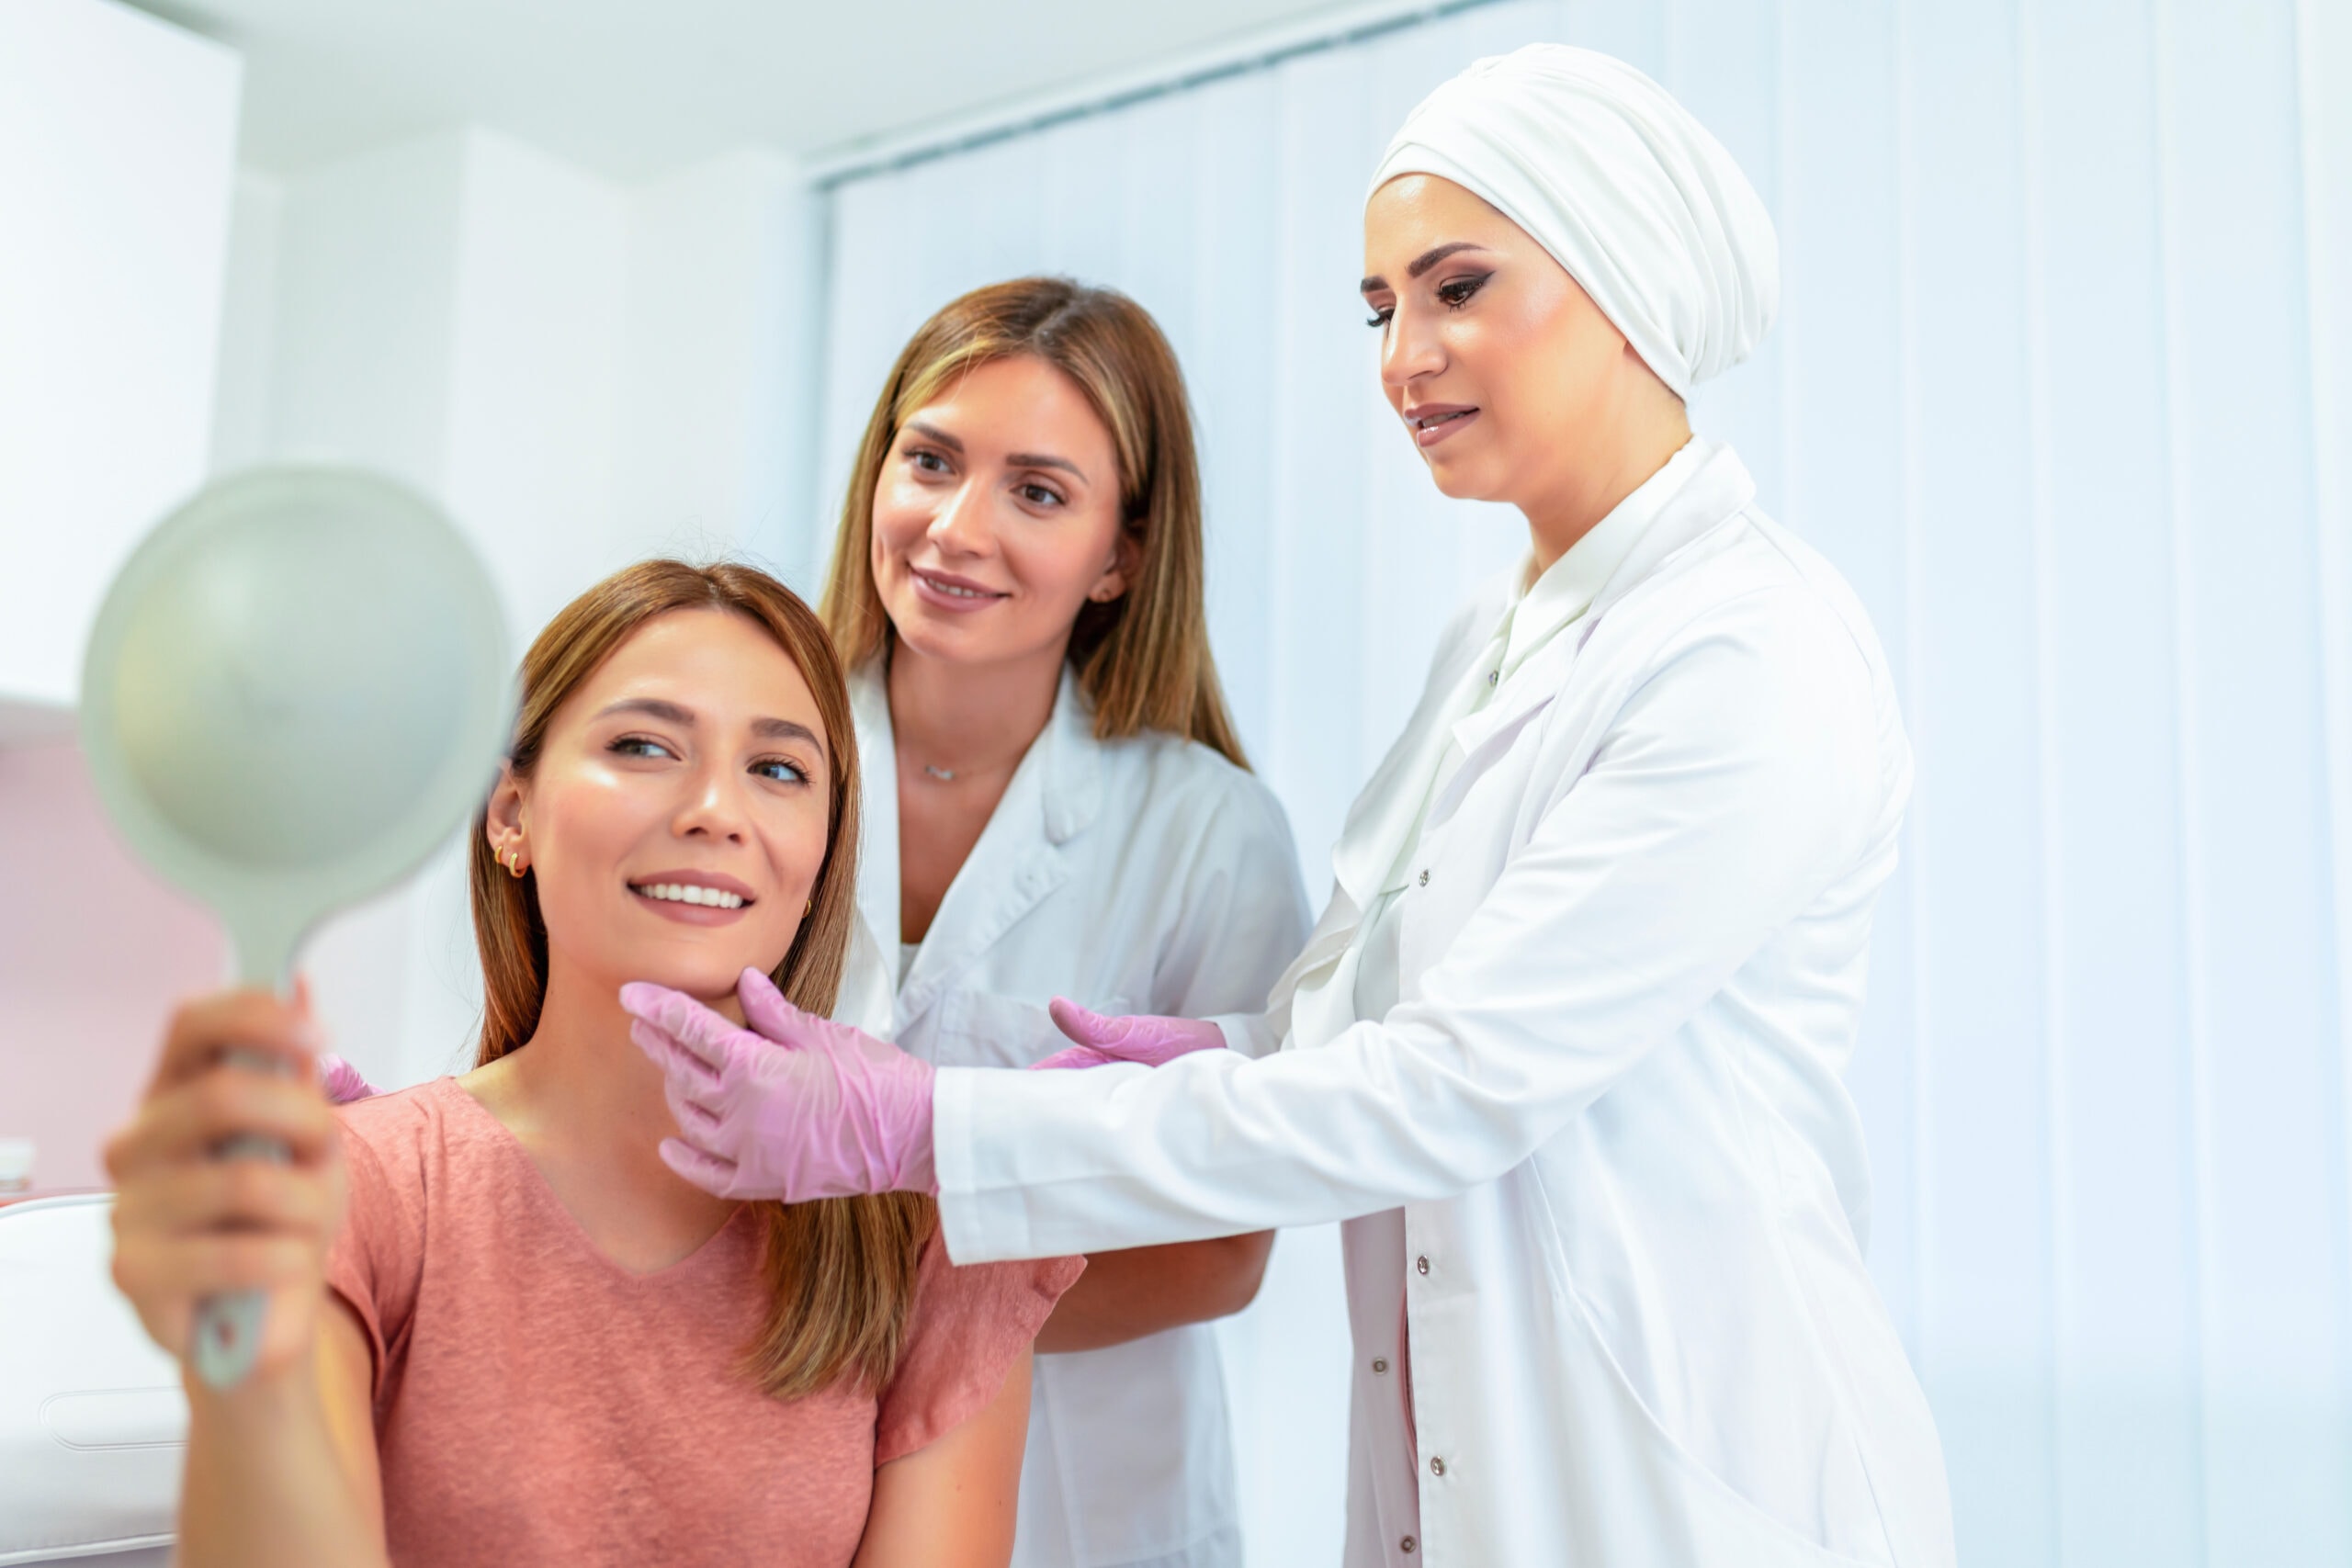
801, 1, 2352, 1562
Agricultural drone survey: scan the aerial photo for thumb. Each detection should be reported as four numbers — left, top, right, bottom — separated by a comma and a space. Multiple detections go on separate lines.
1047, 997, 1132, 1049
736, 966, 805, 1042
658, 1137, 742, 1199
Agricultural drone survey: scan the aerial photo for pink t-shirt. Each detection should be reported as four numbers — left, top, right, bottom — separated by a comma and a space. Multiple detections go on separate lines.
325, 1077, 1082, 1568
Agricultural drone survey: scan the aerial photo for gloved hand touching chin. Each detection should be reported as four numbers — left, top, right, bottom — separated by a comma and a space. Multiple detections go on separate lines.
621, 968, 940, 1202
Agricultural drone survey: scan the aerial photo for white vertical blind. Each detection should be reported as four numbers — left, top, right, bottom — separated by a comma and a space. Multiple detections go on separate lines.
805, 2, 2352, 1562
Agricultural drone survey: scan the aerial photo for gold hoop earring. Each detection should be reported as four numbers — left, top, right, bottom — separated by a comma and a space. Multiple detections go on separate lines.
505, 847, 526, 879
804, 897, 813, 916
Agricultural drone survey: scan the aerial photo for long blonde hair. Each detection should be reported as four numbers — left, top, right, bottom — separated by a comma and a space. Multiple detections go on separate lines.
820, 276, 1249, 766
470, 559, 933, 1399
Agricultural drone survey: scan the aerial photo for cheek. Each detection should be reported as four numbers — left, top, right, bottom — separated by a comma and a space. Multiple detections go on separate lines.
871, 483, 931, 562
532, 770, 639, 870
523, 774, 644, 939
1009, 513, 1121, 605
755, 793, 835, 905
1483, 307, 1599, 436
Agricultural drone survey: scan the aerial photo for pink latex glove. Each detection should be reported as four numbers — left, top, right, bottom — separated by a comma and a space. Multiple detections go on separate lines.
317, 1054, 379, 1104
1032, 1000, 1228, 1071
621, 967, 937, 1201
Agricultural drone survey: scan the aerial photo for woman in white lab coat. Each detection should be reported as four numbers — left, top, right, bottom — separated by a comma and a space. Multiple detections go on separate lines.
817, 277, 1313, 1568
629, 46, 1955, 1568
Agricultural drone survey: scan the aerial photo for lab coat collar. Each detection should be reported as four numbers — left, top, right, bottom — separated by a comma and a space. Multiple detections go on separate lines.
847, 659, 1103, 1028
1496, 435, 1701, 683
1453, 438, 1752, 760
1322, 439, 1753, 919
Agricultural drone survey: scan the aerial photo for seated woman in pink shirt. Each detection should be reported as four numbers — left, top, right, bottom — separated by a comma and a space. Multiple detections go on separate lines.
103, 559, 1081, 1568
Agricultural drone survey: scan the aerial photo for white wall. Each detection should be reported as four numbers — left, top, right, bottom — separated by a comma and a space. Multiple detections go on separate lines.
208, 125, 825, 1089
616, 150, 829, 573
814, 2, 2352, 1564
0, 0, 241, 710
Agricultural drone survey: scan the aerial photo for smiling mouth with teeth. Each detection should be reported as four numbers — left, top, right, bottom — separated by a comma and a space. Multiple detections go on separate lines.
1414, 409, 1476, 430
631, 883, 749, 910
914, 570, 1002, 601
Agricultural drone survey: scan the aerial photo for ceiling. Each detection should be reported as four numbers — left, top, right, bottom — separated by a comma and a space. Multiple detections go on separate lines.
132, 0, 1367, 179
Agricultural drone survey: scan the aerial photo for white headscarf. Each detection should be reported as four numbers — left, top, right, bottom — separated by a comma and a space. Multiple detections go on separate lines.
1369, 43, 1778, 400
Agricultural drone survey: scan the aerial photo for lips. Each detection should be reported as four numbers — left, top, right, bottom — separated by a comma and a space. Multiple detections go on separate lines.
1404, 404, 1481, 449
627, 869, 757, 924
910, 567, 1009, 612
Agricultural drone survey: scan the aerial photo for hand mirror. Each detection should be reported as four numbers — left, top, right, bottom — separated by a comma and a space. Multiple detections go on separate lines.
80, 465, 510, 1387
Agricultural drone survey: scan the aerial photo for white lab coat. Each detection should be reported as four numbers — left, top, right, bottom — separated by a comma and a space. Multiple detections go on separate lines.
933, 442, 1957, 1567
835, 662, 1311, 1568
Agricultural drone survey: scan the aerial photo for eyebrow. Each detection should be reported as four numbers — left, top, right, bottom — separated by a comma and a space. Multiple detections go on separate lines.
596, 697, 827, 760
1007, 451, 1086, 480
906, 420, 1087, 482
1360, 241, 1494, 294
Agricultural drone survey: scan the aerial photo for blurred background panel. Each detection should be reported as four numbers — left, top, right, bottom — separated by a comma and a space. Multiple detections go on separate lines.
3, 1, 2347, 1563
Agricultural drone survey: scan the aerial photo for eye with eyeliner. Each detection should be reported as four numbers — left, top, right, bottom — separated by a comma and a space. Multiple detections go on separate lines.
751, 755, 810, 785
610, 734, 677, 761
1437, 271, 1494, 309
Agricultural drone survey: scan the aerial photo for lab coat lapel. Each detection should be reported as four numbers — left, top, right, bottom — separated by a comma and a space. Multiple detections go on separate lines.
894, 669, 1096, 1030
836, 664, 904, 1037
850, 664, 902, 958
1265, 576, 1514, 1031
1278, 446, 1760, 1032
1444, 442, 1758, 776
1326, 575, 1516, 913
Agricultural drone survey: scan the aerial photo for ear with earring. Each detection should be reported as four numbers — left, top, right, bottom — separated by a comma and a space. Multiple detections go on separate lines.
500, 844, 527, 879
1089, 548, 1126, 604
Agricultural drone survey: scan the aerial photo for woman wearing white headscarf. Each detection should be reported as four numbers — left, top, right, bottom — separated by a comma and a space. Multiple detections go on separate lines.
627, 44, 1955, 1568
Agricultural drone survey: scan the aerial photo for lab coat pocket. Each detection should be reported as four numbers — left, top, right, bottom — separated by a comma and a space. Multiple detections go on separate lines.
1522, 1163, 1897, 1568
939, 989, 1135, 1070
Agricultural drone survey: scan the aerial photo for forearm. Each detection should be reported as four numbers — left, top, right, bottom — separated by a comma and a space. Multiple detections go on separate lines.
1035, 1232, 1272, 1353
177, 1352, 382, 1568
935, 1018, 1564, 1259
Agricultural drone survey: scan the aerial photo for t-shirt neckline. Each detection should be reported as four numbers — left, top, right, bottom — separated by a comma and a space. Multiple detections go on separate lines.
427, 1076, 751, 1285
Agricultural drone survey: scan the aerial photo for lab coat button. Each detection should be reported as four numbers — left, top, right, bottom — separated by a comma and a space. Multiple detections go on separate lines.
1417, 869, 1430, 886
1430, 1456, 1446, 1476
1372, 1357, 1389, 1374
1487, 668, 1498, 685
1415, 1255, 1430, 1275
1400, 1537, 1418, 1555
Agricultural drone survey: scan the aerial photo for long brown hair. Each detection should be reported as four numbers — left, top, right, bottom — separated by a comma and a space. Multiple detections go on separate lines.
820, 276, 1249, 766
470, 558, 933, 1399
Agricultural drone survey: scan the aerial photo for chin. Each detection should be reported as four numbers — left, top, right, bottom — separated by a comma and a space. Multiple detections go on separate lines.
1421, 453, 1505, 504
632, 952, 763, 1005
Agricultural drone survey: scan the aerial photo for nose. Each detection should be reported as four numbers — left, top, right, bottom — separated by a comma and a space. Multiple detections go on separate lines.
673, 754, 750, 846
1380, 302, 1445, 391
926, 477, 994, 558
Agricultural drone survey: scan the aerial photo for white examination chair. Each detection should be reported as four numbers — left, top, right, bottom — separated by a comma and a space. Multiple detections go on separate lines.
0, 1194, 179, 1566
